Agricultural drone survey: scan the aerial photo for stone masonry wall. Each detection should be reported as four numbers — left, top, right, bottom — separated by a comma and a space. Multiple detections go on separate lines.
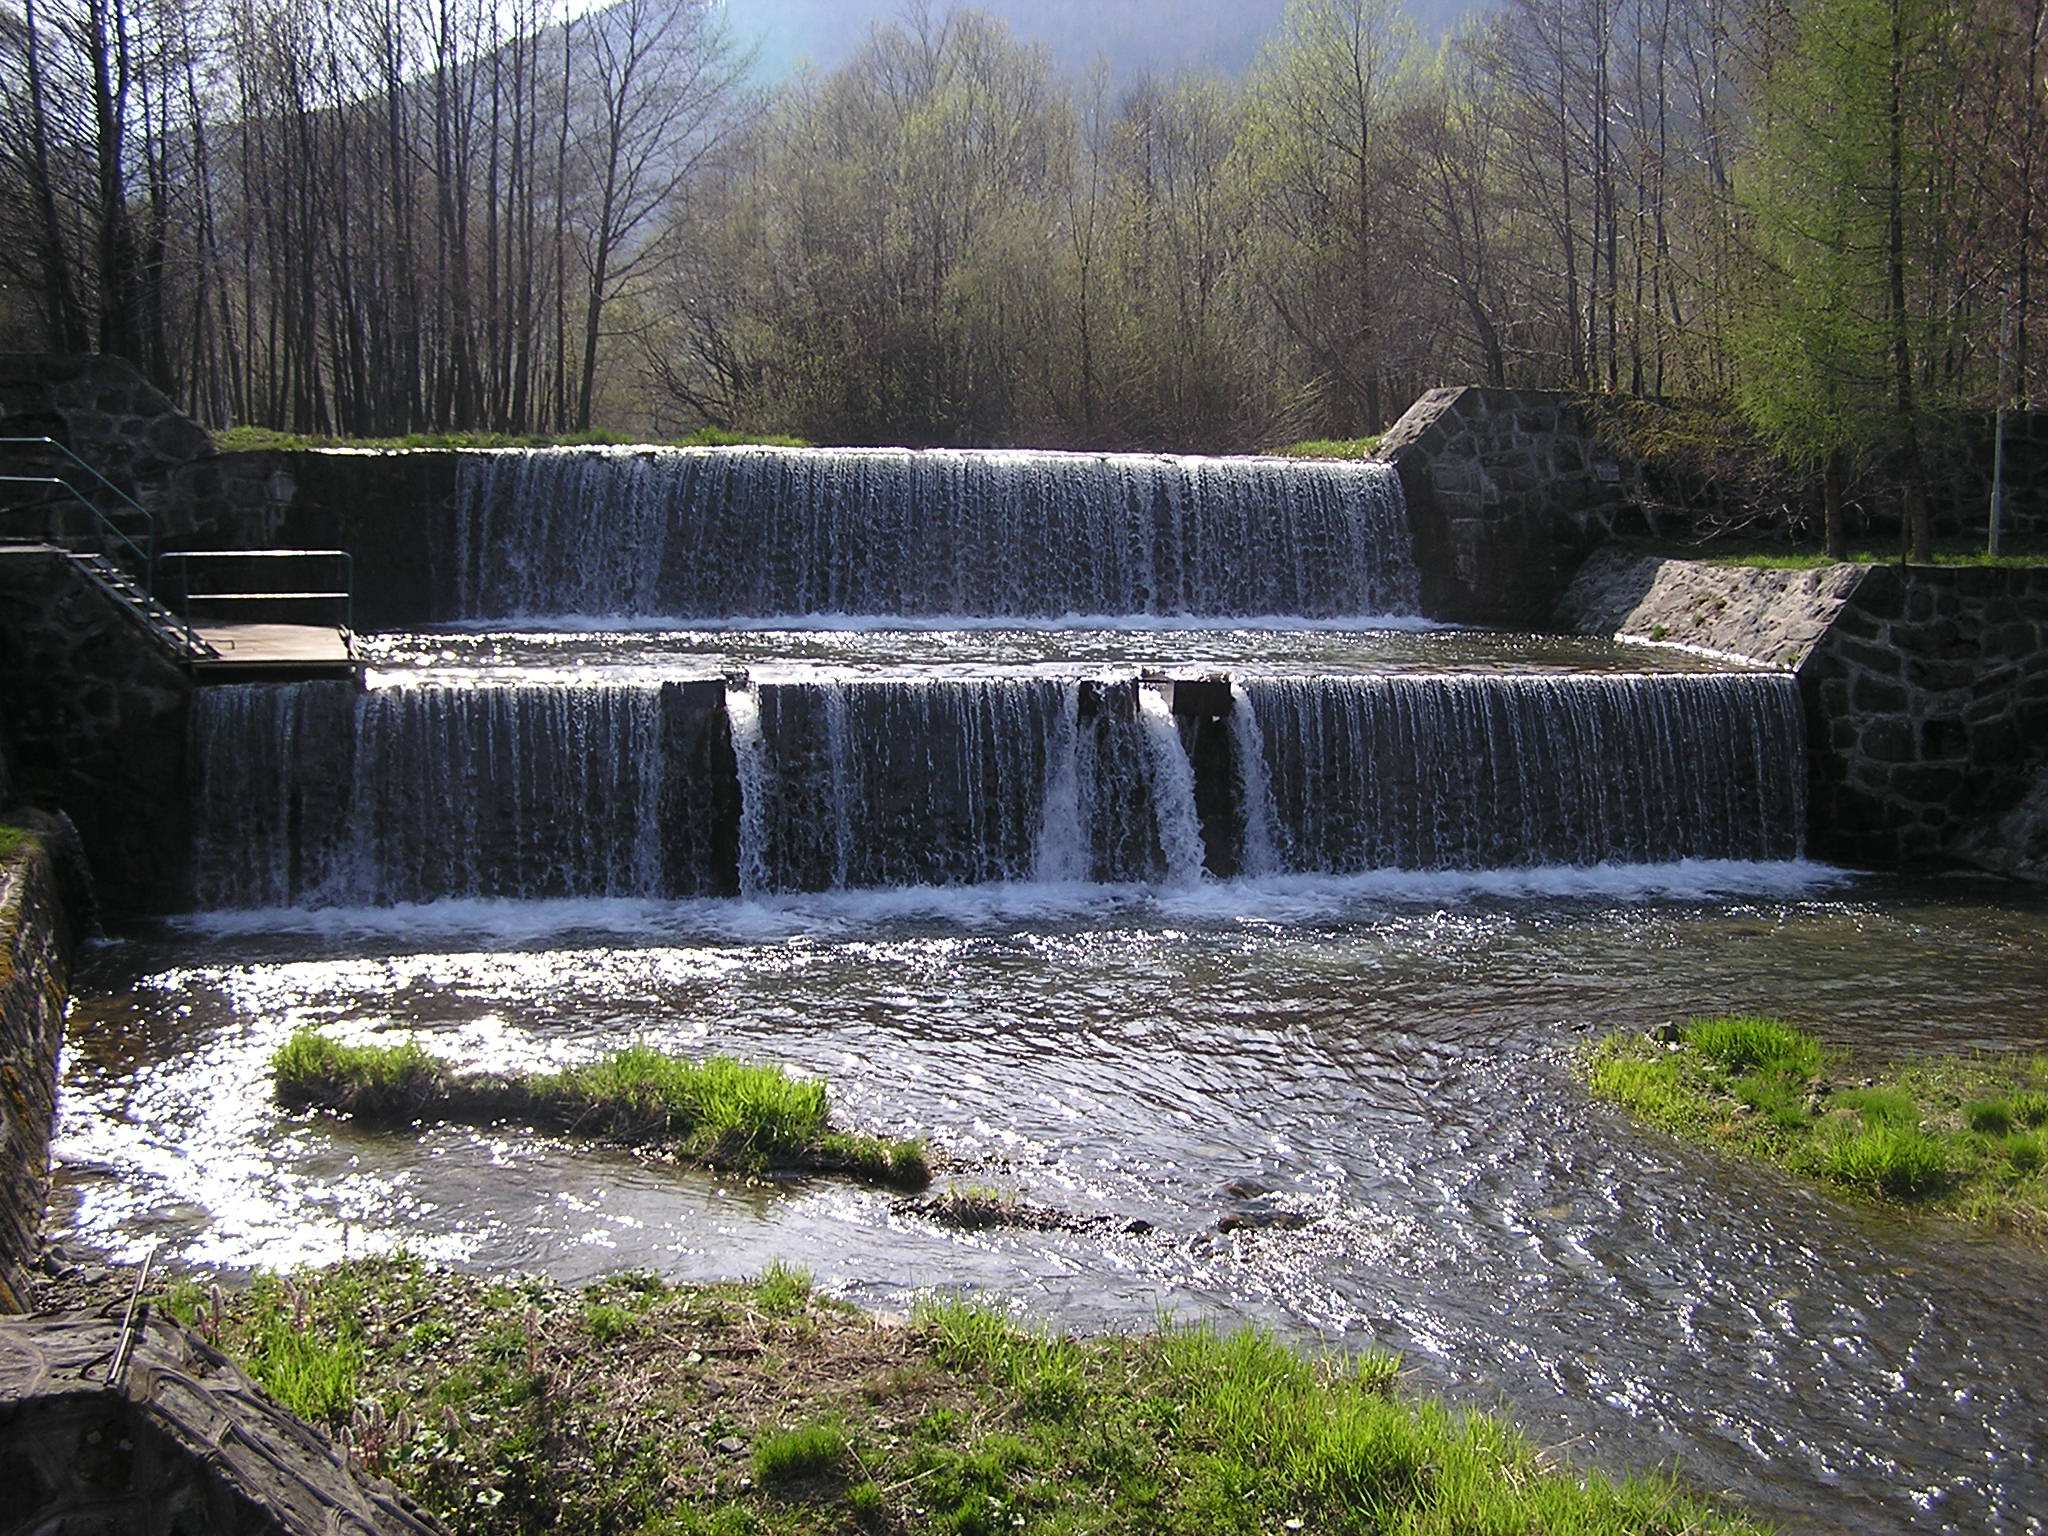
1561, 550, 2048, 880
0, 825, 79, 1313
1378, 387, 1637, 626
0, 353, 220, 542
1803, 567, 2048, 875
0, 549, 193, 911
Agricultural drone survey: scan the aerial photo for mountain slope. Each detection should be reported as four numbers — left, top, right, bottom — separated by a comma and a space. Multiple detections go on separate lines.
718, 0, 1472, 84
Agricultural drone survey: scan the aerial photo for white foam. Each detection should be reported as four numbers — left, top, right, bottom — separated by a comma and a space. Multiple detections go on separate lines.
427, 612, 1448, 636
174, 861, 1853, 945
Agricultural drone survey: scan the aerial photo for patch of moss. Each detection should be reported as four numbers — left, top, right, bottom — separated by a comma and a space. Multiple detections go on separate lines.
157, 1255, 1766, 1536
271, 1029, 930, 1189
1587, 1016, 2048, 1236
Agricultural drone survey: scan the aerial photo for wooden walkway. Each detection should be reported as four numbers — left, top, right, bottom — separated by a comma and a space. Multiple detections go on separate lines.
191, 622, 362, 684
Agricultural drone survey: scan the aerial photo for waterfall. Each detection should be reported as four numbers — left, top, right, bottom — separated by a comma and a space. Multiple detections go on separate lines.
187, 670, 1807, 909
1138, 687, 1207, 887
449, 446, 1419, 621
1230, 680, 1281, 879
1031, 685, 1091, 883
725, 685, 773, 900
1234, 674, 1807, 872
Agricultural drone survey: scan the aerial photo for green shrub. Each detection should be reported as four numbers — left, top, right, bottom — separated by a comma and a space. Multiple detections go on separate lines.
545, 1048, 829, 1154
1967, 1098, 2018, 1137
2005, 1133, 2046, 1176
1841, 1086, 1920, 1131
272, 1029, 440, 1115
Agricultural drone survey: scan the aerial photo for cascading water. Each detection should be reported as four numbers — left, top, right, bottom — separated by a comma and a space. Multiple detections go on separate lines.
188, 669, 1807, 909
1231, 673, 1808, 872
449, 447, 1420, 621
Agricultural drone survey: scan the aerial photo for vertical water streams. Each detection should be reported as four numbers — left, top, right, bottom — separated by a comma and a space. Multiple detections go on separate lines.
449, 447, 1420, 621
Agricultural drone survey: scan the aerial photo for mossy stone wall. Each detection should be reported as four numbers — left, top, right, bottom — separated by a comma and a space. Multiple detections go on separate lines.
0, 828, 78, 1313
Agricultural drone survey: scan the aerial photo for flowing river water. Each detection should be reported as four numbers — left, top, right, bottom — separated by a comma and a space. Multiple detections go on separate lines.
53, 871, 2048, 1535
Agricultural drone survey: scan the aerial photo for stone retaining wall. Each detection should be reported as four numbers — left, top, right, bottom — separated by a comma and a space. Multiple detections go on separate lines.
0, 549, 192, 911
1803, 567, 2048, 874
1561, 550, 2048, 880
1379, 387, 1637, 626
221, 450, 462, 629
0, 825, 80, 1313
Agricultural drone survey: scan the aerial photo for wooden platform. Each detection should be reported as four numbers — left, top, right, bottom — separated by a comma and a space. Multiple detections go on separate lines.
190, 623, 362, 684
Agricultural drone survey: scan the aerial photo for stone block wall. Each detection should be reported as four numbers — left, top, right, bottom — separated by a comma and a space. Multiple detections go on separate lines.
1378, 387, 1634, 626
1803, 567, 2048, 874
0, 353, 222, 543
0, 549, 193, 912
0, 825, 79, 1313
1561, 549, 2048, 881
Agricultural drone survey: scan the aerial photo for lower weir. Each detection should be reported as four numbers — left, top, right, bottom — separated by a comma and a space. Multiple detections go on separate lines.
189, 671, 1807, 908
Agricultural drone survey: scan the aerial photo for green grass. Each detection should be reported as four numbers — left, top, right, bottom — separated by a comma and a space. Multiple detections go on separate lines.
753, 1418, 851, 1489
272, 1029, 441, 1116
0, 823, 30, 863
214, 425, 811, 453
270, 1029, 928, 1187
1587, 1016, 2048, 1236
1280, 435, 1384, 460
534, 1046, 829, 1158
163, 1255, 1766, 1536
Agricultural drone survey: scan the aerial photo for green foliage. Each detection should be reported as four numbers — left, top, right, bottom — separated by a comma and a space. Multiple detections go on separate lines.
753, 1262, 813, 1318
538, 1047, 830, 1156
272, 1033, 929, 1186
1728, 0, 1918, 472
174, 1256, 1764, 1536
1813, 1124, 1954, 1198
1281, 436, 1384, 460
1587, 1022, 2048, 1236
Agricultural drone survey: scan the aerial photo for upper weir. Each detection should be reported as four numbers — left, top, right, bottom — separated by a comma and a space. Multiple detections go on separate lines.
449, 447, 1420, 622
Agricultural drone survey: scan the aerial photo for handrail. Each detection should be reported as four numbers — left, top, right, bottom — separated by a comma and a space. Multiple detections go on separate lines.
160, 547, 355, 638
0, 436, 158, 532
0, 474, 206, 661
0, 474, 155, 573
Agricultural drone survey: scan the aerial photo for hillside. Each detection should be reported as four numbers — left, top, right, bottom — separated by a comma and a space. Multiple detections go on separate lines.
719, 0, 1471, 83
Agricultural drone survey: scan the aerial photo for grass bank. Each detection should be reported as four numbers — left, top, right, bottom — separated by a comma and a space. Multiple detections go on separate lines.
1588, 1016, 2048, 1236
157, 1256, 1763, 1535
273, 1031, 928, 1189
1610, 534, 2048, 571
214, 426, 812, 453
1279, 436, 1384, 460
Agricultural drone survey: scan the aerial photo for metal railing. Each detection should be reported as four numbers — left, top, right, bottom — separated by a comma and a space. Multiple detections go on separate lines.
160, 549, 356, 638
0, 473, 211, 660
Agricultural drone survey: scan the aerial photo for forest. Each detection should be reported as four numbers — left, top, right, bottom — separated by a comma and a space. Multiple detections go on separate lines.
0, 0, 2040, 519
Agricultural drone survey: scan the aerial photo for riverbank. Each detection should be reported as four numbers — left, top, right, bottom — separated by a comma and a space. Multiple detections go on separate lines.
1587, 1016, 2048, 1237
98, 1256, 1767, 1536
